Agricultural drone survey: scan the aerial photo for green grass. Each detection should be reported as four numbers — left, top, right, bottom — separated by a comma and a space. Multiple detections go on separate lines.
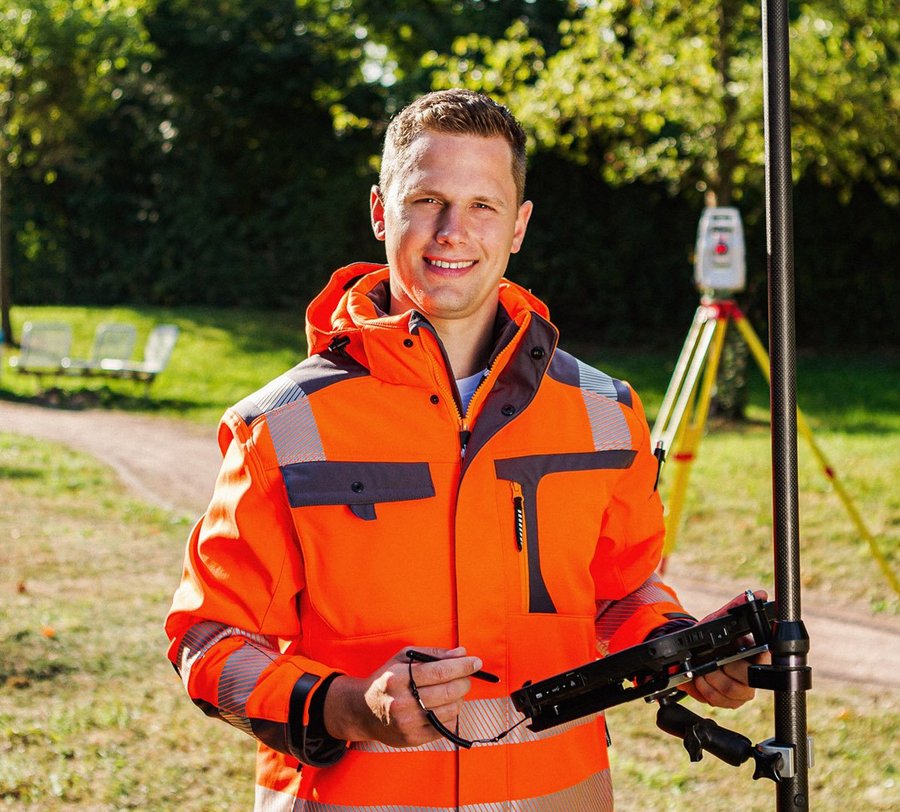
3, 305, 309, 425
608, 685, 899, 811
4, 305, 898, 432
0, 433, 255, 810
1, 304, 898, 807
0, 433, 897, 810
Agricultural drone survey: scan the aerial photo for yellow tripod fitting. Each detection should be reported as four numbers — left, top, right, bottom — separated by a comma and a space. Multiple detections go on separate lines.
652, 298, 899, 596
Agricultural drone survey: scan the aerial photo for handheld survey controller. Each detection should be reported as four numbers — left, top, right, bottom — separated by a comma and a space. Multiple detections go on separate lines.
511, 594, 774, 733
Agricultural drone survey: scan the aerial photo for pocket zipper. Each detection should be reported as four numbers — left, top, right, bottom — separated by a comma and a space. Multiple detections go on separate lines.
510, 481, 526, 552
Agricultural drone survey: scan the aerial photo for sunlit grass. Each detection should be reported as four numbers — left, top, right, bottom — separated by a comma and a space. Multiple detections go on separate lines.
2, 306, 898, 808
3, 305, 308, 425
609, 683, 899, 811
0, 434, 255, 810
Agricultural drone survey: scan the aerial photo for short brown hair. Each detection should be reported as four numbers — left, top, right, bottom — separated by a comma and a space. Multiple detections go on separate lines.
380, 89, 527, 204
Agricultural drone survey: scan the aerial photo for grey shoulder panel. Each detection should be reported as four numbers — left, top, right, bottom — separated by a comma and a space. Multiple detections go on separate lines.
232, 350, 369, 427
548, 349, 633, 451
548, 349, 632, 408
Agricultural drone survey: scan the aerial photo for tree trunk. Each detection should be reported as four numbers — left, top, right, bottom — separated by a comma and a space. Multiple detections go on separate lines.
0, 161, 13, 346
709, 0, 748, 420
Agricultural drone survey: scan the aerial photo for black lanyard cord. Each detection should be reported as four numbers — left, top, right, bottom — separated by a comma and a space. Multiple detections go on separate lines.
406, 656, 528, 749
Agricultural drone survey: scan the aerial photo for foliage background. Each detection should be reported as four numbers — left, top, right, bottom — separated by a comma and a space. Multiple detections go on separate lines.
1, 0, 897, 350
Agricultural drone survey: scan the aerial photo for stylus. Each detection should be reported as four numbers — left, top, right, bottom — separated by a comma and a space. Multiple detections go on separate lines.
405, 649, 501, 683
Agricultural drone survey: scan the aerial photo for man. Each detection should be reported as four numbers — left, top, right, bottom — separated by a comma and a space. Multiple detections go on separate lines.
166, 89, 762, 810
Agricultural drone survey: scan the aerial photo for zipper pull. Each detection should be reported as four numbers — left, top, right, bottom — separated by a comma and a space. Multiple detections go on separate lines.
510, 481, 526, 551
459, 420, 471, 460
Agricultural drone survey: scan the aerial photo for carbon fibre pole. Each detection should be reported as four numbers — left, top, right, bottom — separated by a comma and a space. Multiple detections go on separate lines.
753, 0, 813, 809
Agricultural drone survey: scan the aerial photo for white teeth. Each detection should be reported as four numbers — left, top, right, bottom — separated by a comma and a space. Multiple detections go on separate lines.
430, 259, 473, 270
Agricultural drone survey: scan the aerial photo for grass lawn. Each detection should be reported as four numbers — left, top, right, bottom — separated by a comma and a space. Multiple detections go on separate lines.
1, 433, 896, 810
2, 305, 308, 425
4, 304, 897, 610
1, 304, 898, 808
0, 434, 254, 810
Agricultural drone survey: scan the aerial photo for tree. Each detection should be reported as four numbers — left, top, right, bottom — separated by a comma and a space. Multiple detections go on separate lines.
130, 0, 380, 305
0, 0, 150, 344
429, 0, 897, 414
433, 0, 897, 207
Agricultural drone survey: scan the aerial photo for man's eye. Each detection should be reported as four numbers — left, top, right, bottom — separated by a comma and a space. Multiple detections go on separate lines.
473, 202, 495, 211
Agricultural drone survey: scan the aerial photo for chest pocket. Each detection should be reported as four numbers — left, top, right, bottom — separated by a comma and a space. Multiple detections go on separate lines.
495, 450, 636, 614
282, 460, 435, 520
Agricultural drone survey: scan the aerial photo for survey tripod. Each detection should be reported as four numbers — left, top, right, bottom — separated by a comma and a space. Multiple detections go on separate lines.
650, 296, 899, 595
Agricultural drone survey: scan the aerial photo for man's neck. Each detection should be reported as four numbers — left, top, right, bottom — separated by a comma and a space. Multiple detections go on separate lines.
430, 313, 494, 379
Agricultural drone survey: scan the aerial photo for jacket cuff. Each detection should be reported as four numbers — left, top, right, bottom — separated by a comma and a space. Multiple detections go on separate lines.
644, 614, 698, 641
288, 672, 347, 767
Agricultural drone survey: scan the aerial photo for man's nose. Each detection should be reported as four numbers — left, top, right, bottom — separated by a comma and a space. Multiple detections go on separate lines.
436, 206, 467, 244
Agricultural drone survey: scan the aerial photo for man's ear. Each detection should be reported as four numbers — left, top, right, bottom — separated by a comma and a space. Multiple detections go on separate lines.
510, 200, 534, 255
370, 186, 387, 242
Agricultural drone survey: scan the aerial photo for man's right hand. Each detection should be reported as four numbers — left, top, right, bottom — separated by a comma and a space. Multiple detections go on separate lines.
322, 647, 482, 747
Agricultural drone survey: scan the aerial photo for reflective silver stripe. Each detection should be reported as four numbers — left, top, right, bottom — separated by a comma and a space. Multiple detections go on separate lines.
460, 696, 595, 745
581, 390, 633, 450
351, 736, 455, 753
350, 697, 596, 753
254, 769, 613, 811
267, 393, 327, 465
595, 573, 673, 645
176, 621, 276, 691
255, 785, 302, 812
576, 360, 618, 400
576, 360, 632, 451
252, 375, 308, 414
217, 641, 278, 735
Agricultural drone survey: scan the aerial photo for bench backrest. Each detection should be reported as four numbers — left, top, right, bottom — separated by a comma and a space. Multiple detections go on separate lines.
143, 324, 180, 372
19, 321, 72, 367
91, 323, 137, 363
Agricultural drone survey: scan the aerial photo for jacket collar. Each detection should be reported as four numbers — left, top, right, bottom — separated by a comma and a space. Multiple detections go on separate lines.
305, 263, 555, 391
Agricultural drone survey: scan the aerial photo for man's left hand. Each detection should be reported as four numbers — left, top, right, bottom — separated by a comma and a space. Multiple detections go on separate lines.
681, 590, 771, 709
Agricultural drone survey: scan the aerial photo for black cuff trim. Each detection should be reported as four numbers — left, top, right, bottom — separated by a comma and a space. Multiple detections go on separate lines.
288, 672, 346, 767
645, 616, 698, 641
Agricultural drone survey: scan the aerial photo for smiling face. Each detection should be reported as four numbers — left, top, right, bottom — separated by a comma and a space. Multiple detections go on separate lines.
371, 131, 533, 337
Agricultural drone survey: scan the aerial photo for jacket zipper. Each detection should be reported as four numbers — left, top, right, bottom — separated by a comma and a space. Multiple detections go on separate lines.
458, 327, 524, 462
419, 339, 470, 459
419, 312, 529, 463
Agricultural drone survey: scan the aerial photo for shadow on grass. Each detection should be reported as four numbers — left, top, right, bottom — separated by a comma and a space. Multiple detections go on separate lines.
0, 630, 78, 686
0, 386, 213, 414
0, 465, 43, 480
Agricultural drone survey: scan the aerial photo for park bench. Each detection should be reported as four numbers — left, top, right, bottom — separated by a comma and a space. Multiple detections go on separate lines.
60, 322, 137, 375
95, 323, 180, 385
7, 321, 73, 384
8, 321, 179, 390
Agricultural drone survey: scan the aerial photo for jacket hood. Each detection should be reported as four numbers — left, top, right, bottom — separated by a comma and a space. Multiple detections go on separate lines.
305, 262, 551, 365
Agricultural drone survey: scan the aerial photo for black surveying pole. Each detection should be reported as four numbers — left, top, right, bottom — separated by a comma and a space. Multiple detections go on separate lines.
752, 0, 813, 809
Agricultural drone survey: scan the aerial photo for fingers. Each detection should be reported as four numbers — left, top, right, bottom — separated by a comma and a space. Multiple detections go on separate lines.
413, 674, 472, 709
354, 647, 483, 748
698, 589, 769, 624
683, 659, 759, 708
426, 699, 466, 728
408, 655, 483, 688
684, 675, 754, 709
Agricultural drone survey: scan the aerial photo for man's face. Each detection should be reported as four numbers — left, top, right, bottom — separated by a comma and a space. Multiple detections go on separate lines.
371, 131, 532, 332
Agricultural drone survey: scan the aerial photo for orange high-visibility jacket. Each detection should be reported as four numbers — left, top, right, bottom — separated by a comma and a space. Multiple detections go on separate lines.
166, 263, 689, 811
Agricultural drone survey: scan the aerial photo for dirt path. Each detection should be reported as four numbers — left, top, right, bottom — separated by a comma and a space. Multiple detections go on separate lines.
3, 398, 898, 690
